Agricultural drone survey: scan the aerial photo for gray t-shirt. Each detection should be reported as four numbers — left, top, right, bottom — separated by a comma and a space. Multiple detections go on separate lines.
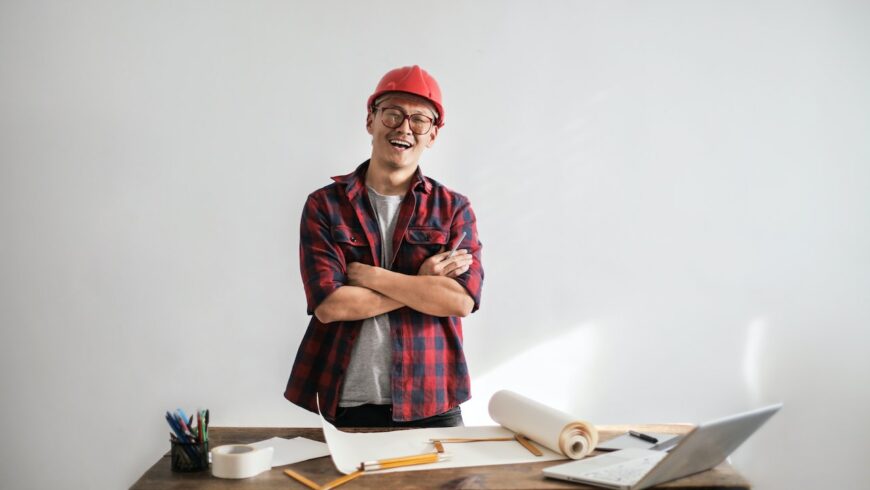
338, 186, 403, 407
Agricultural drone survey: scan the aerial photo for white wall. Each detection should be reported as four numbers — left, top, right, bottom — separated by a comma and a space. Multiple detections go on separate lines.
1, 1, 868, 488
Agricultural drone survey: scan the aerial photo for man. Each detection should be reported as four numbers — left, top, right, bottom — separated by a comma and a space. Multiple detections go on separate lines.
284, 65, 484, 428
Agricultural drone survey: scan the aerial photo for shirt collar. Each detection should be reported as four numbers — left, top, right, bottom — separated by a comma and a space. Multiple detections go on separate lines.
332, 160, 432, 199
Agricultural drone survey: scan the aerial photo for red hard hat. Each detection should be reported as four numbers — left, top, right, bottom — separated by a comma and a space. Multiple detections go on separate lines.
367, 65, 445, 127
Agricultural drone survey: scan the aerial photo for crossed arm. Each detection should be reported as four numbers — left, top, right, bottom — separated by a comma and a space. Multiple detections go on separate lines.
314, 250, 475, 323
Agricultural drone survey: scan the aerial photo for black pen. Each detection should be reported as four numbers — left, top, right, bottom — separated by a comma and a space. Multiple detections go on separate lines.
629, 430, 658, 444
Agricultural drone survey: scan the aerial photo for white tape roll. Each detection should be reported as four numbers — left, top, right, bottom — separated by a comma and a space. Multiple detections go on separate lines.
211, 444, 274, 479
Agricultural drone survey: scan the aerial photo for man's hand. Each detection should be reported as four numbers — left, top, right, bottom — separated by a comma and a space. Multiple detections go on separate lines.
347, 262, 378, 288
418, 247, 473, 278
345, 252, 474, 317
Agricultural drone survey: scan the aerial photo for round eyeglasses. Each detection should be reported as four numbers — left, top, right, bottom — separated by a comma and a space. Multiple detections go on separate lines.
374, 107, 435, 135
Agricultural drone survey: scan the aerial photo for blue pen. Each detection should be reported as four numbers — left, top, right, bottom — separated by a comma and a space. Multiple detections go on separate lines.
166, 413, 198, 460
167, 413, 194, 443
177, 408, 196, 440
175, 413, 197, 442
165, 412, 185, 440
177, 408, 190, 425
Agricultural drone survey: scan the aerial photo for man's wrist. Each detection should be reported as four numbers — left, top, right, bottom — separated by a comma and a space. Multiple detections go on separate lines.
365, 265, 389, 291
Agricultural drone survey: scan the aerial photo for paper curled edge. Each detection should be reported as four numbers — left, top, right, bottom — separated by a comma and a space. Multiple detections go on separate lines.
488, 389, 599, 459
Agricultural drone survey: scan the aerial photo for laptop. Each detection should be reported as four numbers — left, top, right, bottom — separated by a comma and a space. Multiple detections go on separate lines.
542, 403, 782, 489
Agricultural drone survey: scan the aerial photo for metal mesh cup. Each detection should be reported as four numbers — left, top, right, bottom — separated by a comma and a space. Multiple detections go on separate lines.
170, 439, 209, 472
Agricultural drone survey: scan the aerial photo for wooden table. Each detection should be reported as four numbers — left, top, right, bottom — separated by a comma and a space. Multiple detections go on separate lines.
131, 425, 751, 489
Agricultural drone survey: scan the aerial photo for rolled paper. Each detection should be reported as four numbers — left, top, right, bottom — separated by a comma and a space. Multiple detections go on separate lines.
488, 390, 598, 459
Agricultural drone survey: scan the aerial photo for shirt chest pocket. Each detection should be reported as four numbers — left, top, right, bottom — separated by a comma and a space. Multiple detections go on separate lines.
331, 225, 368, 265
403, 227, 449, 268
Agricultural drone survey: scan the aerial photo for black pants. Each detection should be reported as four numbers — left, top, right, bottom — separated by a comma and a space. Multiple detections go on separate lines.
332, 404, 464, 428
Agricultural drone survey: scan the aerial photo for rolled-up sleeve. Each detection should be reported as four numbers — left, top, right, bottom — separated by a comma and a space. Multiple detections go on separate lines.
299, 193, 345, 315
449, 197, 484, 313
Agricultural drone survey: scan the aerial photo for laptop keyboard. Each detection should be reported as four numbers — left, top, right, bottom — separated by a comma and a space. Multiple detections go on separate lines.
584, 453, 666, 484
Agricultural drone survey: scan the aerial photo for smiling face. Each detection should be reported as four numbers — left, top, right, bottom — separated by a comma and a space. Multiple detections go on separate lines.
367, 93, 439, 171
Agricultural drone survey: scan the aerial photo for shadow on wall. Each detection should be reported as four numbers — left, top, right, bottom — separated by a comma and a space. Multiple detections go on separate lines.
463, 323, 602, 425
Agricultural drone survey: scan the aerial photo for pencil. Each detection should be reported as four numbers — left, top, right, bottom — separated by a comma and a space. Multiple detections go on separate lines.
515, 434, 544, 456
284, 469, 321, 490
429, 437, 514, 443
321, 470, 363, 490
360, 452, 448, 471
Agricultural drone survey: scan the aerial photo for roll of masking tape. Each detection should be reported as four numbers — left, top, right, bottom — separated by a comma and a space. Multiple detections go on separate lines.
211, 444, 274, 479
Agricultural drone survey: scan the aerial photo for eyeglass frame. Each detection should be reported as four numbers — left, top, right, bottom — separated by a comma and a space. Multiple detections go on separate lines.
371, 105, 437, 135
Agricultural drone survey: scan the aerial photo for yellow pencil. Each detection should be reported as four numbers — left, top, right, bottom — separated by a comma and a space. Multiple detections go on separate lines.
429, 437, 514, 443
360, 452, 449, 471
283, 469, 321, 490
515, 433, 544, 456
321, 470, 363, 490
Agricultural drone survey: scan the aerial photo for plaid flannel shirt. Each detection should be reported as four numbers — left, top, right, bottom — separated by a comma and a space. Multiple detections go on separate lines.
284, 161, 484, 422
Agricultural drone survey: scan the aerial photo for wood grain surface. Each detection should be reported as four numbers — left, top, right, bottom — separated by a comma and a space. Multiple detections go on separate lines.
131, 425, 751, 489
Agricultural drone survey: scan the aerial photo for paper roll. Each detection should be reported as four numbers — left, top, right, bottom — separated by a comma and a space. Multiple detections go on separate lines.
488, 390, 598, 459
211, 444, 274, 479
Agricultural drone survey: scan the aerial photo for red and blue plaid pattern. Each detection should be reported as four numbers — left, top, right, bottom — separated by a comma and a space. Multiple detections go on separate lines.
284, 161, 484, 422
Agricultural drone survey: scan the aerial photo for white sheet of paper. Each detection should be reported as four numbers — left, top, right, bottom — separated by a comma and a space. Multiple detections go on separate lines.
320, 414, 565, 474
248, 436, 330, 467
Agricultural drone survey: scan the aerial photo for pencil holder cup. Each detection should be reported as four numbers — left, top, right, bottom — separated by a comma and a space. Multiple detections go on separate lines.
170, 439, 209, 472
